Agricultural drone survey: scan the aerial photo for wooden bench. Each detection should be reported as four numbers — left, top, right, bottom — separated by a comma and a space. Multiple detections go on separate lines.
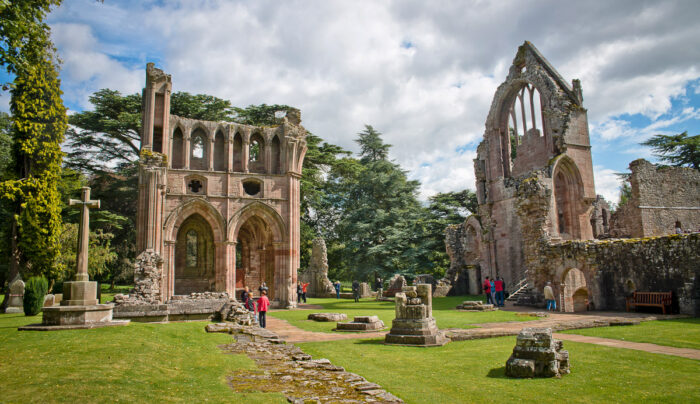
626, 291, 672, 314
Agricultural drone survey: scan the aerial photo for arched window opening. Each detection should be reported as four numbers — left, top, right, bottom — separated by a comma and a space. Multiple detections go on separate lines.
243, 180, 261, 196
172, 127, 185, 169
186, 230, 198, 267
507, 83, 543, 163
271, 135, 281, 174
190, 128, 208, 170
233, 132, 243, 172
249, 133, 265, 174
553, 159, 584, 240
250, 139, 260, 162
193, 137, 204, 158
214, 130, 226, 171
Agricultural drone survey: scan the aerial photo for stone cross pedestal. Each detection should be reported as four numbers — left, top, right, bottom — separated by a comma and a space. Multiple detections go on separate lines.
385, 284, 448, 346
62, 187, 101, 306
20, 187, 129, 331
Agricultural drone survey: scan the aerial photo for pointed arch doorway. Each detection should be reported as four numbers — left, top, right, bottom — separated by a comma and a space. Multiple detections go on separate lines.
236, 215, 277, 299
174, 213, 216, 295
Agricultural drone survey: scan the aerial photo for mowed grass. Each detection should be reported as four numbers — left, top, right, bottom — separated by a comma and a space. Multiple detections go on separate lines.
562, 317, 700, 350
299, 336, 700, 404
269, 296, 534, 333
0, 313, 286, 404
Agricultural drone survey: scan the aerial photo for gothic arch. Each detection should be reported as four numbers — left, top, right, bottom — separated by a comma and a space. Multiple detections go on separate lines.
552, 155, 585, 239
164, 198, 226, 244
560, 267, 588, 312
228, 201, 286, 243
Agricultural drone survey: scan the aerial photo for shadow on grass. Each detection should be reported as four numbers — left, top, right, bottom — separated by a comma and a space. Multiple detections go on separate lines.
486, 366, 508, 379
657, 318, 700, 325
354, 338, 388, 345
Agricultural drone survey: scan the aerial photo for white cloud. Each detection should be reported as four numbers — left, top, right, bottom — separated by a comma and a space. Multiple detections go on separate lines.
593, 166, 623, 206
46, 0, 700, 199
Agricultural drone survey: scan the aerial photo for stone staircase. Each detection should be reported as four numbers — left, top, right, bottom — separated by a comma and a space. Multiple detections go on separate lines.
506, 275, 542, 307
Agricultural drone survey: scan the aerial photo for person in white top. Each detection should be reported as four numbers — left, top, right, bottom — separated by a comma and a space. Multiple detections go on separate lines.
544, 281, 556, 311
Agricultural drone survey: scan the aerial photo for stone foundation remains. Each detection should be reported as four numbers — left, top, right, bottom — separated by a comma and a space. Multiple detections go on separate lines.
505, 327, 569, 378
385, 284, 448, 346
456, 300, 496, 311
336, 316, 385, 332
308, 313, 347, 322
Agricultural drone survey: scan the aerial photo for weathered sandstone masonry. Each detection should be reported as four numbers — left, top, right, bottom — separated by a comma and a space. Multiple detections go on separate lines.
126, 63, 307, 309
444, 42, 699, 315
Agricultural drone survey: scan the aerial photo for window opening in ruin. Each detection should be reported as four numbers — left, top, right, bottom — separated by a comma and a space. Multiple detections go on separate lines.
233, 132, 243, 171
214, 130, 226, 171
188, 179, 203, 193
186, 230, 198, 267
602, 209, 608, 227
507, 83, 543, 163
172, 127, 184, 169
243, 180, 261, 196
192, 135, 204, 159
271, 135, 281, 174
250, 139, 260, 162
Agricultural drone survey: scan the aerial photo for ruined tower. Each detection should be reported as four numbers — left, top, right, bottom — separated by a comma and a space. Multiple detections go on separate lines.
136, 63, 307, 308
472, 42, 596, 286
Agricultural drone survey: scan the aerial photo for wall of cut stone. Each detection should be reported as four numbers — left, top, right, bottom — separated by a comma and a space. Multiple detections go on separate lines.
611, 159, 700, 238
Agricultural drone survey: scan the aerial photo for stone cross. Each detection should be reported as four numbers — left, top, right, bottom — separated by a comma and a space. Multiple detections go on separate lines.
69, 187, 100, 282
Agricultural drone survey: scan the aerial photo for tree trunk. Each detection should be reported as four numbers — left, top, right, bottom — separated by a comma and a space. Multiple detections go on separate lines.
1, 219, 20, 312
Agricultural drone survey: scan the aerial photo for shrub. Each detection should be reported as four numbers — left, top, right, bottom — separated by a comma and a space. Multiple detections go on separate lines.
23, 276, 48, 316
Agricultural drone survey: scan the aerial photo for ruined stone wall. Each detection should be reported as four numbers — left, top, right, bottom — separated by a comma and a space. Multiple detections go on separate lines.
611, 159, 700, 237
517, 175, 699, 315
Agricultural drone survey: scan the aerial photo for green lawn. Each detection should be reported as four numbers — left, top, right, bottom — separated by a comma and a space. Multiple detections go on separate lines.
100, 284, 132, 304
0, 313, 286, 403
269, 296, 535, 333
562, 318, 700, 350
299, 336, 700, 404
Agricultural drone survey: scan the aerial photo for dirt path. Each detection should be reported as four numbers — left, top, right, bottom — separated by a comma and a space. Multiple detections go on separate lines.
265, 310, 700, 360
553, 333, 700, 360
266, 316, 387, 343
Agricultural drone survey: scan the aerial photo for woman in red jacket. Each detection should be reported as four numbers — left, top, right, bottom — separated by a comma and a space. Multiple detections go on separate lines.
257, 290, 270, 328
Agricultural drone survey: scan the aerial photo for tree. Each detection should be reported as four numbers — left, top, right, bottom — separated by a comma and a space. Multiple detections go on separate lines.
335, 126, 427, 280
641, 132, 699, 170
356, 125, 391, 164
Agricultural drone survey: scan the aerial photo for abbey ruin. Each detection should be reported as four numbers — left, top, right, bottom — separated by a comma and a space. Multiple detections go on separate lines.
445, 42, 699, 315
117, 64, 307, 313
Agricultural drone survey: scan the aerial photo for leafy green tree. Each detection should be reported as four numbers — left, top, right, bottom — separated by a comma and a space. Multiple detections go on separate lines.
334, 125, 427, 280
57, 223, 117, 283
171, 92, 236, 122
641, 131, 699, 170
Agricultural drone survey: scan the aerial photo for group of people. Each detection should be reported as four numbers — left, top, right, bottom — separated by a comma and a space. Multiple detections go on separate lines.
482, 276, 506, 307
296, 281, 310, 303
240, 283, 270, 328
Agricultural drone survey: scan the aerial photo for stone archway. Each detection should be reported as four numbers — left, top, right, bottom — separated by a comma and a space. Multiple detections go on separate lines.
560, 268, 588, 312
553, 157, 585, 240
236, 215, 277, 299
174, 213, 215, 294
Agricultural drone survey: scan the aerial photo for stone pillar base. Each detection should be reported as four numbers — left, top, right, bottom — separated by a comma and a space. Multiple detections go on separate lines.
17, 303, 129, 331
61, 281, 98, 306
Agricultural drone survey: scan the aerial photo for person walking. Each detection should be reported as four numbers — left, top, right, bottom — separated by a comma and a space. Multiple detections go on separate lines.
490, 278, 496, 307
375, 277, 383, 301
301, 282, 310, 303
257, 290, 270, 328
544, 281, 556, 311
495, 277, 504, 307
352, 280, 360, 303
483, 277, 492, 304
296, 281, 303, 303
334, 281, 341, 299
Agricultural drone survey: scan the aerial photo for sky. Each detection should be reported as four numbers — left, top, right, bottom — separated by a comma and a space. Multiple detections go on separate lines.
2, 0, 699, 204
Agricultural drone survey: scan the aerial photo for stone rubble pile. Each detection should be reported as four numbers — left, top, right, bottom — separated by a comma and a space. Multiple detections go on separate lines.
298, 238, 336, 298
207, 323, 402, 402
336, 316, 385, 331
456, 301, 496, 311
505, 327, 569, 378
218, 301, 257, 326
308, 313, 348, 322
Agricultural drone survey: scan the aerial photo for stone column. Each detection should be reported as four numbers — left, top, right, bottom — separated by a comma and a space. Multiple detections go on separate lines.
184, 134, 191, 169
242, 139, 250, 173
208, 137, 215, 171
63, 187, 100, 306
164, 240, 176, 301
